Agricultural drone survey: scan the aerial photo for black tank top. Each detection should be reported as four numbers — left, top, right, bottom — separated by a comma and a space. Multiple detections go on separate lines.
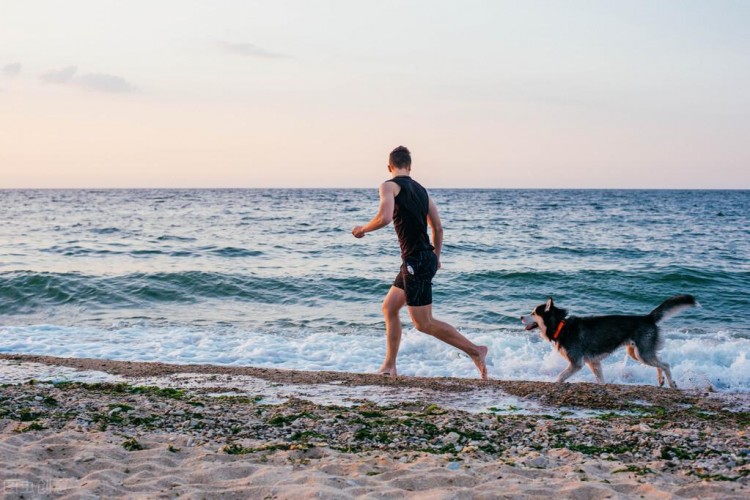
387, 176, 434, 259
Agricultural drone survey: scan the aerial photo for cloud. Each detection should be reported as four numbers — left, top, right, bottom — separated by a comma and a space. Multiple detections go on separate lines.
2, 62, 21, 77
39, 66, 135, 93
75, 73, 134, 93
40, 66, 78, 84
219, 41, 291, 59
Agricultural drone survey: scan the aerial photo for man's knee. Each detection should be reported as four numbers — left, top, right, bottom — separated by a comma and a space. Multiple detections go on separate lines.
408, 305, 435, 333
413, 317, 434, 334
382, 300, 401, 317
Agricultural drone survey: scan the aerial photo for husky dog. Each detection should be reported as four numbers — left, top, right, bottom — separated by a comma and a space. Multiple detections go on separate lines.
520, 295, 698, 388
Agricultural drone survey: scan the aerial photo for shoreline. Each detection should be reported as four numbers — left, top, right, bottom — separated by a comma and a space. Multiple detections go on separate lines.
1, 353, 739, 410
1, 353, 748, 498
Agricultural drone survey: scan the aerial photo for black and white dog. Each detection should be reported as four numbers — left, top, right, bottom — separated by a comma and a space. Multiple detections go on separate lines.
520, 295, 698, 388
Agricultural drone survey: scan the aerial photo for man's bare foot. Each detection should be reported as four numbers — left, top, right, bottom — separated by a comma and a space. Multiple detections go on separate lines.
471, 346, 489, 380
377, 365, 397, 377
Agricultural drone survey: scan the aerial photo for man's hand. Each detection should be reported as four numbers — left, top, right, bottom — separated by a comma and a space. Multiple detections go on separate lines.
435, 251, 441, 270
352, 226, 366, 238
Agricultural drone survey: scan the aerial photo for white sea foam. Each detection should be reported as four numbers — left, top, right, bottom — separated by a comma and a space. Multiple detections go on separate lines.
1, 324, 749, 392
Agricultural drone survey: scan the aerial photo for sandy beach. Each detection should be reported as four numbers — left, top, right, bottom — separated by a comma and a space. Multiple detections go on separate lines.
1, 353, 748, 499
4, 1, 749, 497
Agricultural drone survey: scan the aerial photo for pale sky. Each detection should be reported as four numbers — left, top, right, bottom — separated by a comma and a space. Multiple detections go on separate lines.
1, 0, 748, 189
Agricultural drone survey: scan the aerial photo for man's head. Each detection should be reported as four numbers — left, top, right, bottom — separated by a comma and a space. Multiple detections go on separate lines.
388, 146, 411, 172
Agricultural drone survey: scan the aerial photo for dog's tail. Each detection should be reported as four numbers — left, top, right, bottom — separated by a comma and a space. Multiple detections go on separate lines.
649, 294, 699, 323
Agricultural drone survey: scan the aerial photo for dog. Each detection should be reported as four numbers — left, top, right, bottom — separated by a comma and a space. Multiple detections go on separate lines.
520, 295, 698, 388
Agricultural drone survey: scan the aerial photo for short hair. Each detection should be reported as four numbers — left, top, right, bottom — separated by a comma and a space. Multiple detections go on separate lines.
389, 146, 411, 169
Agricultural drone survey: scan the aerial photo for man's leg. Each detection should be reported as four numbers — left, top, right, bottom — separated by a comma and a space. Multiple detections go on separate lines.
408, 304, 488, 380
379, 286, 406, 376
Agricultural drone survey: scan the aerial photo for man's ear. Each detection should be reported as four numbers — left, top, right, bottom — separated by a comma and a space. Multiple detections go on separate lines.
545, 297, 554, 312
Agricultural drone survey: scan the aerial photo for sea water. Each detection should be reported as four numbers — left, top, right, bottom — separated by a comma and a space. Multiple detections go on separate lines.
1, 189, 748, 390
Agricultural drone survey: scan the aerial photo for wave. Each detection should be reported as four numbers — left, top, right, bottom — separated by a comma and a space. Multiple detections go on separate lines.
0, 271, 384, 314
443, 266, 750, 327
40, 245, 265, 258
202, 246, 264, 258
1, 265, 748, 337
156, 235, 197, 242
90, 227, 122, 235
459, 266, 748, 290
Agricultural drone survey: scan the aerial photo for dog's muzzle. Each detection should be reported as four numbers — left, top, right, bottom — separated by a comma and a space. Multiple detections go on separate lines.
520, 315, 539, 331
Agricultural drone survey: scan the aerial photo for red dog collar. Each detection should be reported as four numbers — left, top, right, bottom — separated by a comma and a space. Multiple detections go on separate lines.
552, 320, 566, 341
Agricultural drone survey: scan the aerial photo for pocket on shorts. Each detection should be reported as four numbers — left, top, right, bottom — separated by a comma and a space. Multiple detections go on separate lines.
405, 251, 437, 278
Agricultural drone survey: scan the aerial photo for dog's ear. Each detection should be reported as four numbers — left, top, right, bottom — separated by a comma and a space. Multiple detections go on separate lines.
545, 297, 554, 312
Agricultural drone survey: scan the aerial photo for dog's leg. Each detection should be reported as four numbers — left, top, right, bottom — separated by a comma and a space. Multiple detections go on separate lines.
656, 367, 664, 387
660, 362, 676, 389
626, 343, 640, 362
586, 361, 605, 384
556, 362, 583, 384
640, 355, 676, 389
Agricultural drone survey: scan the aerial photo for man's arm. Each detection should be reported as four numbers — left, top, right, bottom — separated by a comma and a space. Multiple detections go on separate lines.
352, 182, 397, 238
427, 197, 443, 268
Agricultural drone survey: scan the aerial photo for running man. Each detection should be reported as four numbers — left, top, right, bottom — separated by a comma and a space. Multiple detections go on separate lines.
352, 146, 488, 380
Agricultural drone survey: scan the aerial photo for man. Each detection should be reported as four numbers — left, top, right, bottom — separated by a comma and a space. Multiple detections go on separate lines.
352, 146, 488, 380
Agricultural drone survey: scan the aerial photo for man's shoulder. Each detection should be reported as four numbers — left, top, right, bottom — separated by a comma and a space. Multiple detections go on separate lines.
381, 179, 398, 188
380, 180, 400, 196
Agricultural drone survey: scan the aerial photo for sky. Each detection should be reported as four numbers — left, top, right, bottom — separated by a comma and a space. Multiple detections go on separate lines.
1, 0, 748, 189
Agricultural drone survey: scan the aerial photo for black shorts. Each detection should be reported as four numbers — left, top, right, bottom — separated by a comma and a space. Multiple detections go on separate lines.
393, 250, 439, 307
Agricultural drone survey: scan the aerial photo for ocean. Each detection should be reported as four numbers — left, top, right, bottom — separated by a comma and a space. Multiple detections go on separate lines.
1, 189, 749, 390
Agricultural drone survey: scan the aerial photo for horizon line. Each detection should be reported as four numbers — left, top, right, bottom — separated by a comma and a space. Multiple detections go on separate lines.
0, 186, 748, 191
